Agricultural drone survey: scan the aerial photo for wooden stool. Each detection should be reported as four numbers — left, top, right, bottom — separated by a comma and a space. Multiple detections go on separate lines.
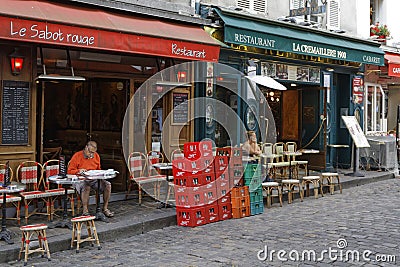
19, 223, 51, 266
302, 176, 323, 198
262, 182, 282, 208
281, 179, 303, 204
321, 172, 342, 195
71, 215, 101, 252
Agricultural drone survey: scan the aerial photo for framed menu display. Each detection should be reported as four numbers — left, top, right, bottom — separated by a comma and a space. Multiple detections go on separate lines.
172, 92, 189, 124
1, 81, 30, 145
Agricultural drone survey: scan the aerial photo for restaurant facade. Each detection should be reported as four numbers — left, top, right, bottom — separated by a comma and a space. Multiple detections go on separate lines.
201, 6, 384, 170
0, 0, 220, 193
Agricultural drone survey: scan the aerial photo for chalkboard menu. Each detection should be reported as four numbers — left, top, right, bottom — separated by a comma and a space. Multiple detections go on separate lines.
172, 92, 189, 124
2, 81, 30, 145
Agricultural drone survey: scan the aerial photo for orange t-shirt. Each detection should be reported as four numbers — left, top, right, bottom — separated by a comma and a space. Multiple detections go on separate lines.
67, 150, 101, 175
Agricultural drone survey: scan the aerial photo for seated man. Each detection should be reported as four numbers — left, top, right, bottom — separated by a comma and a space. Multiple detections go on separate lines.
67, 141, 114, 217
242, 131, 262, 157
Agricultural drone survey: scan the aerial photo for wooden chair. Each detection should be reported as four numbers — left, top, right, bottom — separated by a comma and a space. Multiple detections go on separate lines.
126, 152, 159, 205
0, 163, 22, 224
262, 181, 282, 208
286, 141, 308, 177
19, 223, 51, 265
16, 161, 53, 224
301, 175, 324, 198
42, 160, 76, 217
321, 172, 342, 195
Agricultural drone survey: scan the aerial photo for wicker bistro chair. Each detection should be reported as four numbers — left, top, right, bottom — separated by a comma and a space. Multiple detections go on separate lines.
301, 175, 324, 198
16, 161, 54, 224
261, 181, 283, 208
126, 152, 160, 205
147, 151, 168, 201
321, 172, 342, 195
0, 163, 22, 224
286, 142, 308, 177
42, 160, 77, 217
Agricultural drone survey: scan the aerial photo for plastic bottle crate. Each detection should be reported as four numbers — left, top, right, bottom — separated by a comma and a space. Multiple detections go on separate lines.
230, 186, 249, 198
205, 203, 220, 224
215, 171, 229, 188
218, 201, 232, 221
244, 176, 263, 192
214, 156, 229, 173
249, 187, 263, 203
174, 186, 205, 208
232, 206, 250, 219
244, 164, 262, 179
250, 201, 264, 215
176, 206, 207, 227
231, 196, 250, 208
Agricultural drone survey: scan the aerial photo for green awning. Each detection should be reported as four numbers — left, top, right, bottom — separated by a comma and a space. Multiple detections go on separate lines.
216, 9, 384, 66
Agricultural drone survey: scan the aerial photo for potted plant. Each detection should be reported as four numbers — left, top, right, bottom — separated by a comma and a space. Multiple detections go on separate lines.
370, 22, 390, 39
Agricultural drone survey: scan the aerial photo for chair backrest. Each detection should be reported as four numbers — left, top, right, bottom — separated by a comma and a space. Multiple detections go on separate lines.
0, 163, 13, 185
261, 143, 274, 156
273, 142, 286, 161
285, 141, 298, 161
128, 152, 147, 179
16, 161, 43, 191
42, 159, 60, 189
147, 151, 164, 176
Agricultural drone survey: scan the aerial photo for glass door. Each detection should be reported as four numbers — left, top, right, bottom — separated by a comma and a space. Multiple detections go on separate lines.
365, 83, 386, 133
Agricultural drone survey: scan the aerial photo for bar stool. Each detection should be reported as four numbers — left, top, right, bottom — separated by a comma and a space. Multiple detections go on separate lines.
321, 172, 342, 195
281, 179, 303, 204
71, 215, 101, 252
301, 176, 323, 198
19, 223, 51, 266
262, 182, 282, 207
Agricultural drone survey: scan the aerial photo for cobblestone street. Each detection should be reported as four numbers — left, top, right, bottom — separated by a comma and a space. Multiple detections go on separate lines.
7, 178, 400, 267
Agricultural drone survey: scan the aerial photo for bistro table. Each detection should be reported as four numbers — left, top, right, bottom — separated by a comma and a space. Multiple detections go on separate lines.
48, 174, 83, 229
0, 185, 24, 244
82, 170, 118, 222
282, 151, 302, 179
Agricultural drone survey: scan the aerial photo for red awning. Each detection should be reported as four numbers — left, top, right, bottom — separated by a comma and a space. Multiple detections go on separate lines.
0, 0, 220, 61
385, 53, 400, 77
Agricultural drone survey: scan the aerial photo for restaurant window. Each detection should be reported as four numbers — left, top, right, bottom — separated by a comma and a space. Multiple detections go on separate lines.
365, 83, 387, 133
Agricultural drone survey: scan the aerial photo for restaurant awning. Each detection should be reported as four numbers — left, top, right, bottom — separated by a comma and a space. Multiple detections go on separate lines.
246, 75, 287, 91
0, 0, 220, 62
385, 53, 400, 77
215, 8, 384, 66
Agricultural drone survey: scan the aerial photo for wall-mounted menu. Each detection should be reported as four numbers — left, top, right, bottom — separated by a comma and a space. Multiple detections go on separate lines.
2, 81, 30, 145
172, 92, 189, 124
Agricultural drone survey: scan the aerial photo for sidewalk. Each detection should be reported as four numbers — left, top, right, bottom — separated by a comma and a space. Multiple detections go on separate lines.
1, 169, 395, 264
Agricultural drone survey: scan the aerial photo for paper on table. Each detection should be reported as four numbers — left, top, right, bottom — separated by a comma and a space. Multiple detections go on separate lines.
83, 169, 119, 177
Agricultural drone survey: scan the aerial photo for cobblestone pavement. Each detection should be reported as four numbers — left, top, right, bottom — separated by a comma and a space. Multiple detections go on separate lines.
6, 178, 400, 267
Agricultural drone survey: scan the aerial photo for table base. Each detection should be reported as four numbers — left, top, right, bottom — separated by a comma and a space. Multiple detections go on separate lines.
95, 211, 108, 223
0, 228, 15, 244
48, 218, 72, 230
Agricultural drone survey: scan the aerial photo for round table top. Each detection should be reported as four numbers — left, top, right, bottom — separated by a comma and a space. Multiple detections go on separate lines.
49, 174, 85, 185
298, 149, 320, 154
327, 144, 349, 148
82, 170, 118, 180
152, 163, 173, 170
282, 151, 302, 156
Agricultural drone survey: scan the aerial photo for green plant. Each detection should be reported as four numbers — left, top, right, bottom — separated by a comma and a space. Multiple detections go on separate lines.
370, 22, 390, 37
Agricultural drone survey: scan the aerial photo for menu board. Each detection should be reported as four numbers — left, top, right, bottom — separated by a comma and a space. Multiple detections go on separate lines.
342, 116, 370, 148
172, 92, 189, 124
1, 81, 30, 145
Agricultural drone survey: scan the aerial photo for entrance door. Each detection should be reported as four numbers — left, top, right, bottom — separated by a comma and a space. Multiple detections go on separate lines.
39, 78, 129, 192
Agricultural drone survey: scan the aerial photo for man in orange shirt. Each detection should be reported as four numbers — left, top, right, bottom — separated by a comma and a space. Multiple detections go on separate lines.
68, 141, 114, 217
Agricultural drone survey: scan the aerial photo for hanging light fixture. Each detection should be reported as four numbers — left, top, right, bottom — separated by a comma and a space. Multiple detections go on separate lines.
9, 48, 24, 75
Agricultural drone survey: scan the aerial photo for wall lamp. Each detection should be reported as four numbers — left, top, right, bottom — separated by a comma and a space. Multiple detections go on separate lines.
326, 67, 334, 72
9, 48, 24, 75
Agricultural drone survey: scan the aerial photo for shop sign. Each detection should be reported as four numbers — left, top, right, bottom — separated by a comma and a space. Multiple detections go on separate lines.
224, 26, 384, 66
0, 16, 220, 62
261, 61, 320, 84
352, 76, 364, 104
389, 63, 400, 77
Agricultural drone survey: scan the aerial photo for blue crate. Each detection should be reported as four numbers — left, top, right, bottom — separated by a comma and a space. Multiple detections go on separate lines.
250, 201, 264, 215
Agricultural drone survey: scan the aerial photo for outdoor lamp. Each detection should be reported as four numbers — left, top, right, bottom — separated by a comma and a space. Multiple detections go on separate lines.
177, 71, 187, 82
9, 48, 24, 75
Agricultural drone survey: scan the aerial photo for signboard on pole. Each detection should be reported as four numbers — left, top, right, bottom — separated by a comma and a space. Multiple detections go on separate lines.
342, 116, 370, 148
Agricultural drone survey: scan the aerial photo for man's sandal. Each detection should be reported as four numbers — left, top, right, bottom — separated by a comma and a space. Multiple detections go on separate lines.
103, 209, 114, 218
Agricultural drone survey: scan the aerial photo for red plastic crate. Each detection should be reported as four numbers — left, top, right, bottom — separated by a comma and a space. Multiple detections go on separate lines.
203, 172, 216, 185
176, 207, 207, 227
231, 196, 250, 209
174, 172, 205, 187
184, 140, 213, 161
216, 188, 230, 204
229, 166, 243, 188
174, 186, 205, 208
205, 203, 220, 223
218, 201, 232, 220
214, 156, 229, 173
215, 171, 229, 189
203, 186, 218, 205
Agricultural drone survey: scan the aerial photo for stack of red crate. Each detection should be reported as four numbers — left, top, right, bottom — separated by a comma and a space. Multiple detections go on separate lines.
230, 186, 250, 219
175, 140, 220, 227
216, 147, 244, 187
